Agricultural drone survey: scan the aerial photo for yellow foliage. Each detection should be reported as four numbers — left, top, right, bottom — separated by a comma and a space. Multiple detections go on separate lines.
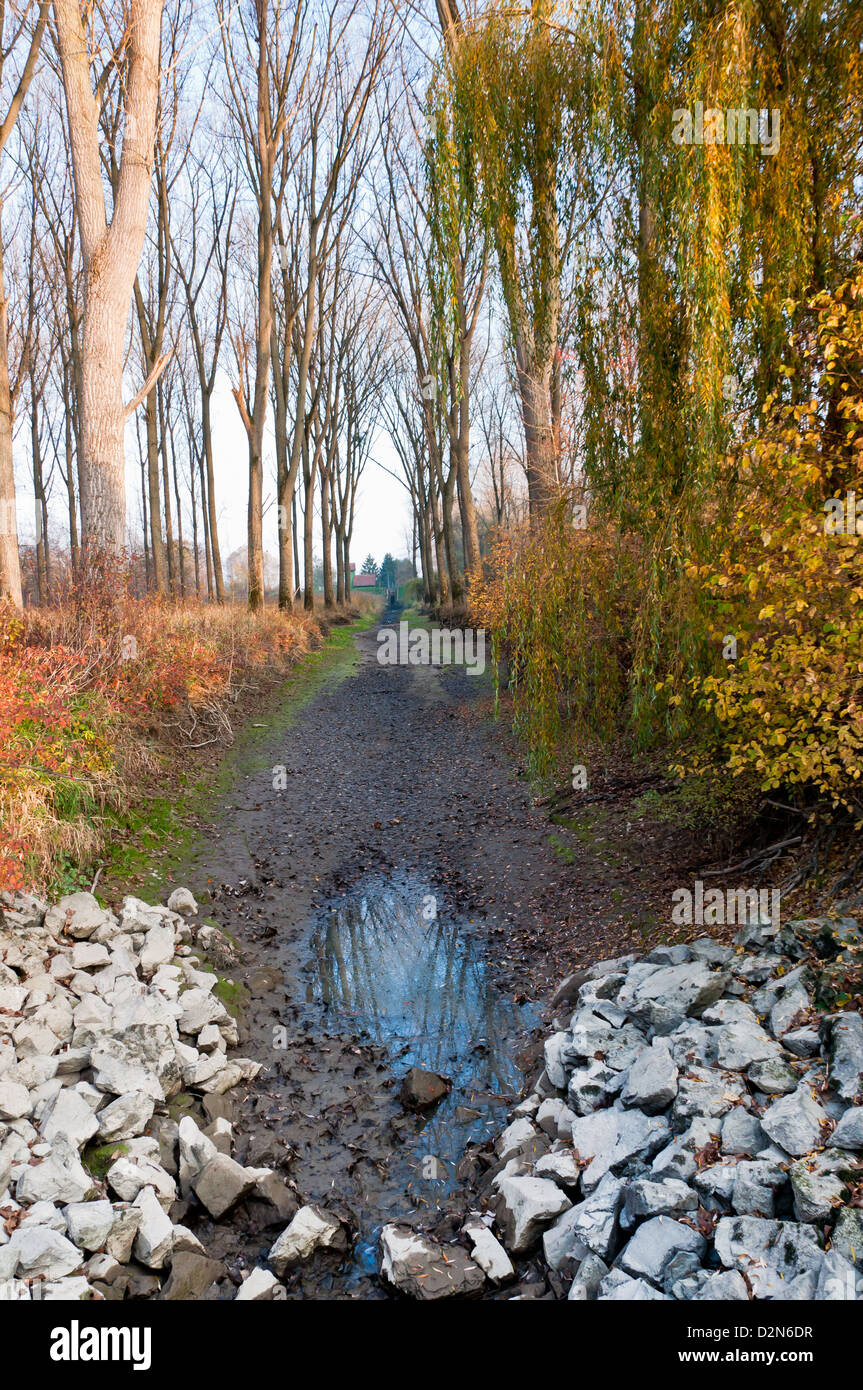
681, 269, 863, 806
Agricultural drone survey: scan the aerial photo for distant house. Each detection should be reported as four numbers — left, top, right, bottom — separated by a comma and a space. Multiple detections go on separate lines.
349, 563, 395, 600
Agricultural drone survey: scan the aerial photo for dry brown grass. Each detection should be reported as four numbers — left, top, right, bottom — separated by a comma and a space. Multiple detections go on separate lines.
1, 596, 341, 892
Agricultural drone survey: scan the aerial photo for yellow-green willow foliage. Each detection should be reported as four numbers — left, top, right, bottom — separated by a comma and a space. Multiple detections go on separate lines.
453, 0, 863, 773
617, 0, 863, 737
431, 0, 620, 514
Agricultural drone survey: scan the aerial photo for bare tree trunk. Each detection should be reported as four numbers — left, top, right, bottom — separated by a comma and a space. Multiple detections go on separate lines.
302, 434, 315, 610
54, 0, 165, 555
63, 360, 80, 573
0, 3, 49, 605
320, 464, 334, 608
158, 384, 176, 594
292, 492, 300, 597
134, 281, 168, 594
198, 452, 213, 598
31, 386, 49, 602
0, 233, 21, 606
335, 520, 346, 604
200, 394, 223, 602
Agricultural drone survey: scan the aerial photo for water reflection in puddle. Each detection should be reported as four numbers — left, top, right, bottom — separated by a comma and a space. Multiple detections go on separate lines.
306, 871, 538, 1220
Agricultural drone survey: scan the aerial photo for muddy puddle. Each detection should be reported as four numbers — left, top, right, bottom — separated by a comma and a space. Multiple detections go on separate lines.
305, 872, 538, 1274
156, 619, 549, 1296
206, 868, 538, 1296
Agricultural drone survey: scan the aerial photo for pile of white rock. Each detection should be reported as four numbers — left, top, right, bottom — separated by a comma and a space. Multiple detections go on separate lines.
378, 913, 863, 1300
0, 887, 302, 1301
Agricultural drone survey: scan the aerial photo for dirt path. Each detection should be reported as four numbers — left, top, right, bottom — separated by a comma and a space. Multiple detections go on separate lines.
158, 607, 703, 1297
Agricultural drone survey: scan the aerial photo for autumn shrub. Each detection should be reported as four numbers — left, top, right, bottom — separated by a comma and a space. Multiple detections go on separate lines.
469, 501, 641, 777
471, 270, 863, 821
675, 268, 863, 809
0, 592, 327, 892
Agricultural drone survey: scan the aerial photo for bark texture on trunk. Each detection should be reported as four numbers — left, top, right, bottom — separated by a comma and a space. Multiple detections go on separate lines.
0, 234, 21, 606
54, 0, 164, 555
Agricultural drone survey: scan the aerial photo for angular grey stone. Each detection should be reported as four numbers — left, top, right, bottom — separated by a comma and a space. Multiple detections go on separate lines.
235, 1267, 282, 1301
567, 1252, 608, 1300
722, 1107, 767, 1156
159, 1250, 223, 1300
623, 1176, 697, 1223
104, 1207, 141, 1264
534, 1148, 581, 1191
620, 1041, 679, 1115
714, 1216, 824, 1282
832, 1107, 863, 1150
90, 1037, 166, 1103
815, 1247, 860, 1300
540, 1204, 589, 1271
760, 1086, 829, 1157
497, 1174, 571, 1254
543, 1031, 573, 1090
166, 888, 198, 917
16, 1135, 93, 1205
8, 1226, 83, 1280
40, 1087, 100, 1150
70, 941, 111, 970
652, 1116, 721, 1183
689, 939, 734, 966
830, 1208, 863, 1270
619, 1216, 705, 1283
378, 1224, 483, 1300
702, 998, 760, 1026
269, 1205, 348, 1271
783, 1027, 822, 1059
732, 1160, 787, 1218
769, 984, 811, 1040
828, 1014, 863, 1103
694, 1161, 738, 1203
462, 1219, 514, 1284
178, 987, 229, 1036
662, 1248, 704, 1295
668, 1024, 718, 1069
790, 1156, 847, 1223
618, 962, 729, 1035
535, 1097, 574, 1139
595, 1024, 650, 1074
713, 1020, 781, 1071
44, 893, 112, 941
646, 945, 693, 966
562, 1172, 622, 1262
40, 1276, 98, 1301
692, 1269, 750, 1300
495, 1117, 539, 1162
96, 1091, 155, 1142
671, 1067, 747, 1124
132, 1185, 173, 1268
570, 1107, 670, 1191
567, 1058, 624, 1116
107, 1153, 176, 1210
192, 1153, 256, 1219
750, 964, 811, 1013
598, 1268, 670, 1300
139, 924, 176, 974
747, 1056, 799, 1095
63, 1199, 114, 1252
0, 1081, 31, 1120
760, 1268, 819, 1300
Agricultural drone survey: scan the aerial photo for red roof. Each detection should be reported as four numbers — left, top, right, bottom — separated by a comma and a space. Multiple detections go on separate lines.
353, 573, 378, 587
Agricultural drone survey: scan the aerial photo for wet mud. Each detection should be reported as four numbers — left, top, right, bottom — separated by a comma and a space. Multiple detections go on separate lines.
171, 609, 580, 1297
